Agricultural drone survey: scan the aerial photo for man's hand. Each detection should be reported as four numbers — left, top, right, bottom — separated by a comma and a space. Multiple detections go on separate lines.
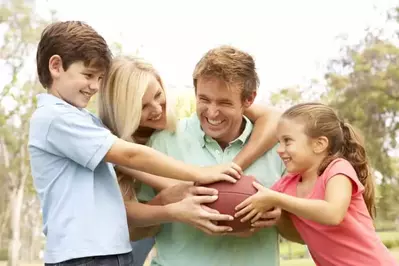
166, 194, 234, 235
159, 183, 218, 205
251, 207, 281, 228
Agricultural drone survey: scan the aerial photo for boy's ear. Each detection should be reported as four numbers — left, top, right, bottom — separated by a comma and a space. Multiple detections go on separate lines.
49, 55, 64, 79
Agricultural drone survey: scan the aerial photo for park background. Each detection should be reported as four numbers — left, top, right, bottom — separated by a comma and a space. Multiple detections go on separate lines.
0, 0, 398, 265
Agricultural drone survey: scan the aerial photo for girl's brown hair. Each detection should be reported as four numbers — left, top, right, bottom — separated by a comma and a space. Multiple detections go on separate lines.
282, 103, 376, 219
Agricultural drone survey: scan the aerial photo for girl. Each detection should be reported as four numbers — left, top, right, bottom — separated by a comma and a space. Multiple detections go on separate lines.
98, 56, 282, 265
235, 103, 398, 266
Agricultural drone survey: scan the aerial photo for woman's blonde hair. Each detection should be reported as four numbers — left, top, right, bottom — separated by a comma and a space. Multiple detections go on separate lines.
98, 56, 177, 197
99, 56, 176, 143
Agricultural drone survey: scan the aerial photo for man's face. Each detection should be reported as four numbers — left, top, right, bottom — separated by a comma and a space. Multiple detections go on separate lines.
195, 77, 255, 147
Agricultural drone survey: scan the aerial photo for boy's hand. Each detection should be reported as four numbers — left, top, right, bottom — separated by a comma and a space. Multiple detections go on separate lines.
196, 162, 243, 185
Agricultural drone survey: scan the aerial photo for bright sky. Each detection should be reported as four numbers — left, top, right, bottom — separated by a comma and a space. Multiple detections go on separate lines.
32, 0, 397, 102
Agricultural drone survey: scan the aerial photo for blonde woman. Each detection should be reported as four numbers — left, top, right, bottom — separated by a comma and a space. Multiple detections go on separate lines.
98, 56, 281, 264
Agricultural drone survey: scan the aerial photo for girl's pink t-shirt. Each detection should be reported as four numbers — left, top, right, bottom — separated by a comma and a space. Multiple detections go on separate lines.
272, 158, 398, 266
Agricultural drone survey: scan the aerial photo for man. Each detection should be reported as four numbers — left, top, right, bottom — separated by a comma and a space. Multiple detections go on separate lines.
138, 45, 289, 266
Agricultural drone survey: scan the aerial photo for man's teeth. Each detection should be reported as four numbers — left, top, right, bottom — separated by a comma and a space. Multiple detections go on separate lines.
282, 158, 291, 162
82, 92, 91, 97
207, 118, 222, 126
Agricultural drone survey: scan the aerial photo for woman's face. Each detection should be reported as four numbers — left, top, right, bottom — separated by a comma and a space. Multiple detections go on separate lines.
139, 75, 167, 130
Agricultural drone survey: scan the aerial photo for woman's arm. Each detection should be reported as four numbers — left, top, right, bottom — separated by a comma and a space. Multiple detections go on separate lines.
235, 105, 281, 169
117, 166, 185, 192
119, 177, 163, 241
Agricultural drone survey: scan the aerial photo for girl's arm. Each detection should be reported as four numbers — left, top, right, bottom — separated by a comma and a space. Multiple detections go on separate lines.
236, 175, 352, 226
235, 105, 281, 169
273, 175, 352, 225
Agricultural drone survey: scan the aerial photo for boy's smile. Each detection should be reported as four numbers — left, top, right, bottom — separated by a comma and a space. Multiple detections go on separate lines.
48, 56, 104, 108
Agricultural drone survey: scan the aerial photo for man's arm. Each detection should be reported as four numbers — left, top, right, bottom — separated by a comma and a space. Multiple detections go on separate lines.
235, 105, 281, 169
276, 211, 304, 244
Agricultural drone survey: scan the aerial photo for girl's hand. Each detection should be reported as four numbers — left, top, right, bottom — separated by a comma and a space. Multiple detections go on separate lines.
234, 182, 276, 223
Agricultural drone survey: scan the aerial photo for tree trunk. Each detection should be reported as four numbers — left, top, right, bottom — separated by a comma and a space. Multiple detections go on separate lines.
0, 202, 10, 249
7, 181, 25, 266
7, 141, 29, 266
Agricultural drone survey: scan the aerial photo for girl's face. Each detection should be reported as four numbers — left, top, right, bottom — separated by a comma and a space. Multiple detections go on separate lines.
139, 75, 167, 130
276, 118, 319, 174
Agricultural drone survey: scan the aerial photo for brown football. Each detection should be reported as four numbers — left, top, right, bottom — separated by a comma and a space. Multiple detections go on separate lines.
203, 175, 258, 232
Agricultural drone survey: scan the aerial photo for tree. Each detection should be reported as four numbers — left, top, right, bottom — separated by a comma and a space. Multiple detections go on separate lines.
0, 0, 52, 265
326, 33, 399, 221
271, 7, 399, 223
174, 89, 196, 119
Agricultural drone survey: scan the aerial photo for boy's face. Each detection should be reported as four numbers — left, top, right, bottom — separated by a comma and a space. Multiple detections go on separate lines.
48, 56, 104, 108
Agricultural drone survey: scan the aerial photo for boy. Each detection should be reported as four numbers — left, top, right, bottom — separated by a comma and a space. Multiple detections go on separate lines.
29, 21, 241, 265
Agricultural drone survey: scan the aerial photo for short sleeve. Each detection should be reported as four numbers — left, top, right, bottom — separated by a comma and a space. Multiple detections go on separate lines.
270, 173, 297, 193
271, 179, 284, 192
323, 158, 364, 196
46, 112, 117, 171
147, 131, 170, 154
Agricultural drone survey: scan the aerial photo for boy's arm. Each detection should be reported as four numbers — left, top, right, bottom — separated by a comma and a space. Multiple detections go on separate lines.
236, 105, 281, 169
105, 138, 240, 184
46, 112, 240, 185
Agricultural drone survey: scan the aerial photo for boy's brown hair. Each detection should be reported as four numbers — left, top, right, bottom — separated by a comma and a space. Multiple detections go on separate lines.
192, 45, 259, 101
36, 21, 112, 88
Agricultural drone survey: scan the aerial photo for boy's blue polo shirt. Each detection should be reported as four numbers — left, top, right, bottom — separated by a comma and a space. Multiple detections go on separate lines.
28, 93, 132, 263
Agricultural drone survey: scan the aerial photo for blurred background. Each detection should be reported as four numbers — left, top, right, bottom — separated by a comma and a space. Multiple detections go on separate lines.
0, 0, 398, 265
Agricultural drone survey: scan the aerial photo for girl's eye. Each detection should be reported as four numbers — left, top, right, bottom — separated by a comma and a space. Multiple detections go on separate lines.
284, 138, 292, 143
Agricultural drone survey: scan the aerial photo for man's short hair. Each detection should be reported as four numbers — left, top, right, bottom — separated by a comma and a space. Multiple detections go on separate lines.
36, 21, 112, 88
193, 45, 259, 101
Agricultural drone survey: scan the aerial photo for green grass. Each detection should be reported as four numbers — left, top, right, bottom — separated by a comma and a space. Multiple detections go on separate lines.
2, 233, 399, 266
280, 248, 399, 266
1, 249, 399, 266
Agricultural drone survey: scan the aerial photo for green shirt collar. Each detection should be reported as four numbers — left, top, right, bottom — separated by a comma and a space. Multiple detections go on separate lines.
191, 115, 253, 148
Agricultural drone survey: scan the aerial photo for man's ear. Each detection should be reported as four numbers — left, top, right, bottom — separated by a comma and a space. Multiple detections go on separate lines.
312, 136, 329, 154
49, 55, 64, 79
243, 91, 257, 108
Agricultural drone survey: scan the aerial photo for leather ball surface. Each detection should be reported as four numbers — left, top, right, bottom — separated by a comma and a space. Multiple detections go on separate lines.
203, 175, 258, 232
